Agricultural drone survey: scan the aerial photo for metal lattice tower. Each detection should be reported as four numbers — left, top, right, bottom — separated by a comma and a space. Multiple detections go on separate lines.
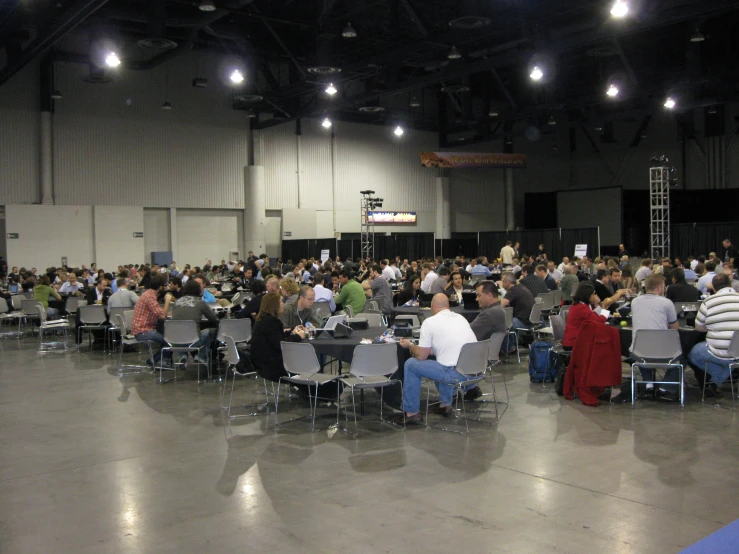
360, 190, 382, 260
649, 166, 671, 260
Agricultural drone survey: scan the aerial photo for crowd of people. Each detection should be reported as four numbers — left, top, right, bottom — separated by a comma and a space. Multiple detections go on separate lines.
2, 237, 739, 413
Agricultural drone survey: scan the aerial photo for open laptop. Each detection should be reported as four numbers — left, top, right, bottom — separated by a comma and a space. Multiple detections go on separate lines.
461, 291, 479, 309
316, 316, 354, 339
8, 283, 18, 293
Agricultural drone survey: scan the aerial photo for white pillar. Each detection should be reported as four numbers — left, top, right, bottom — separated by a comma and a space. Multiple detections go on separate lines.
244, 165, 267, 255
40, 111, 54, 205
504, 168, 514, 231
435, 176, 451, 240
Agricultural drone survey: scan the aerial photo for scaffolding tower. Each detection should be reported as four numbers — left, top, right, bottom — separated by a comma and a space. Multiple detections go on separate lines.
360, 190, 383, 260
649, 165, 671, 260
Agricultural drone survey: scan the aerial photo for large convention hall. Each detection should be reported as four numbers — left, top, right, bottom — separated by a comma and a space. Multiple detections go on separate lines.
2, 0, 739, 552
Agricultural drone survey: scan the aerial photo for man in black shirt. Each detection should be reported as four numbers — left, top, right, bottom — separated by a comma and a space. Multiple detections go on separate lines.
593, 269, 629, 310
618, 244, 629, 258
520, 264, 549, 298
470, 281, 507, 340
721, 239, 739, 265
665, 268, 702, 303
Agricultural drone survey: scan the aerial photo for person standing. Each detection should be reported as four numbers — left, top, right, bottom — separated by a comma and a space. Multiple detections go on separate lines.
500, 241, 516, 266
721, 239, 739, 265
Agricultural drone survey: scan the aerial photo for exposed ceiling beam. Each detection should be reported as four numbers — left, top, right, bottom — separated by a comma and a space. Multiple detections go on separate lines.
399, 0, 429, 37
252, 6, 306, 77
490, 68, 517, 111
613, 38, 639, 87
0, 0, 111, 87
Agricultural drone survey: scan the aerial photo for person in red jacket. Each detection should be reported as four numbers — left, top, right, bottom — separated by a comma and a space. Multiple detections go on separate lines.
563, 282, 608, 349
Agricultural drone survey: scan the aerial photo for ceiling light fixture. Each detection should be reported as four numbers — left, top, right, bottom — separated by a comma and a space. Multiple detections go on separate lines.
162, 100, 173, 110
548, 115, 556, 126
448, 45, 461, 60
105, 52, 121, 68
489, 110, 499, 117
322, 117, 332, 129
606, 84, 619, 97
230, 69, 244, 84
409, 96, 421, 108
610, 0, 629, 18
690, 29, 705, 43
51, 89, 63, 100
664, 97, 676, 109
530, 66, 543, 81
342, 22, 357, 38
325, 83, 337, 95
199, 0, 216, 12
394, 126, 404, 137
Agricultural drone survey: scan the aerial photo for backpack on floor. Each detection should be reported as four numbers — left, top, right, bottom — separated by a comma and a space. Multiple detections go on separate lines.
528, 342, 558, 383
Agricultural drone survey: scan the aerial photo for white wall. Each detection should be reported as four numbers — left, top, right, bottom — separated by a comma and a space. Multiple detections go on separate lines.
143, 208, 171, 261
176, 209, 243, 265
5, 205, 94, 269
93, 206, 145, 270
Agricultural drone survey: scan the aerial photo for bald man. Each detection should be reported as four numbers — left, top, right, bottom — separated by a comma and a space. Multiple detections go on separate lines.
396, 294, 479, 425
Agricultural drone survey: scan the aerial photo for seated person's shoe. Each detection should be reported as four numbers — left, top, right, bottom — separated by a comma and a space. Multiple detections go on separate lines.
705, 383, 723, 399
657, 389, 679, 402
463, 386, 483, 402
393, 412, 424, 425
432, 405, 453, 417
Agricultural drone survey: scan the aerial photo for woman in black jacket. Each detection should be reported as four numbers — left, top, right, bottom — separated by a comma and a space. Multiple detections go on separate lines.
395, 275, 421, 306
250, 292, 305, 382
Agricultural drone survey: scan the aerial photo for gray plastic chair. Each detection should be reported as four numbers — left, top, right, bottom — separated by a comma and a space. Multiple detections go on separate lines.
514, 302, 543, 344
551, 314, 565, 343
630, 329, 684, 406
559, 305, 571, 325
277, 341, 340, 430
21, 299, 43, 334
337, 343, 402, 434
222, 334, 272, 419
344, 304, 355, 318
35, 305, 69, 352
115, 312, 154, 375
503, 306, 520, 363
0, 297, 23, 338
314, 301, 333, 320
159, 320, 207, 383
78, 305, 107, 351
356, 313, 384, 327
701, 329, 739, 409
395, 314, 421, 328
64, 297, 87, 324
106, 307, 129, 354
484, 332, 509, 421
425, 339, 492, 434
216, 318, 252, 345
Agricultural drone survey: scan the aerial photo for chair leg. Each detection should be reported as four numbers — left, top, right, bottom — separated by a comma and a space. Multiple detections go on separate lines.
631, 364, 637, 407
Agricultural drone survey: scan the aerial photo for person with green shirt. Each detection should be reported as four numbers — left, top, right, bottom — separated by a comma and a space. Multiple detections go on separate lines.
34, 275, 62, 319
335, 269, 366, 315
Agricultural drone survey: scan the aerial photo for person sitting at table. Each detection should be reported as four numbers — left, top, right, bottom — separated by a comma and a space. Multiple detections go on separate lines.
420, 263, 437, 293
236, 278, 267, 322
470, 281, 506, 345
499, 271, 535, 352
429, 266, 452, 295
520, 264, 549, 297
665, 268, 702, 303
697, 260, 718, 294
131, 275, 174, 367
560, 265, 579, 304
635, 259, 653, 285
536, 264, 558, 292
58, 273, 84, 296
562, 282, 607, 350
368, 264, 393, 315
280, 285, 322, 330
34, 275, 62, 319
469, 257, 492, 279
445, 271, 471, 305
688, 273, 739, 398
279, 278, 300, 305
172, 280, 219, 365
395, 294, 479, 425
593, 269, 630, 310
335, 269, 366, 314
108, 278, 139, 310
311, 273, 336, 313
396, 275, 421, 307
631, 274, 680, 401
85, 277, 112, 306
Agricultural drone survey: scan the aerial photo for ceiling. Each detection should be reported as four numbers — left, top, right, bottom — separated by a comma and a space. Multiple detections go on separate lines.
1, 0, 739, 144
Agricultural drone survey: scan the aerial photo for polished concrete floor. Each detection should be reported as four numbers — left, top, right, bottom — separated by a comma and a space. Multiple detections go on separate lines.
1, 336, 738, 554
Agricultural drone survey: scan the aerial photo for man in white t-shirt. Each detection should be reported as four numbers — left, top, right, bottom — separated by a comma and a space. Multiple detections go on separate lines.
500, 241, 516, 266
420, 263, 437, 293
395, 294, 478, 425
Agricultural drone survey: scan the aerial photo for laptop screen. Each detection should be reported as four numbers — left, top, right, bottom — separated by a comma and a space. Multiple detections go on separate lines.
8, 283, 18, 293
322, 315, 345, 330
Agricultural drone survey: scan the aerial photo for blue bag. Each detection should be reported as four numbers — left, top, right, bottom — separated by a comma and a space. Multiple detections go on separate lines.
528, 341, 558, 383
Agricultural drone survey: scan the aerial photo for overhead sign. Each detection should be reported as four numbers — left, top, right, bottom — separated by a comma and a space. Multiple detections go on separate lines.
575, 244, 588, 258
421, 152, 527, 169
368, 212, 417, 225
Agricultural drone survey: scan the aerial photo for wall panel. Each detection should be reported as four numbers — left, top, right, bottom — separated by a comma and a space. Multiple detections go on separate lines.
175, 209, 243, 266
93, 206, 145, 270
144, 208, 171, 261
260, 123, 298, 209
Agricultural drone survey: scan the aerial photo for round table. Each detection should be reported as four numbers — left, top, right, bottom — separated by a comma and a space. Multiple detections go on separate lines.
308, 326, 410, 409
390, 305, 481, 324
617, 325, 706, 358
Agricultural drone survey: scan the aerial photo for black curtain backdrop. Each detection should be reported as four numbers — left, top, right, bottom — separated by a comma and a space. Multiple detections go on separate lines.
670, 223, 739, 261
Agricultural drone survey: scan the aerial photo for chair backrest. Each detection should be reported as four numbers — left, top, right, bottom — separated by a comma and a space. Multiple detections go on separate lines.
373, 297, 385, 311
365, 300, 380, 312
727, 330, 739, 359
344, 304, 355, 318
280, 341, 322, 374
529, 302, 544, 324
552, 289, 562, 306
349, 343, 398, 377
560, 305, 571, 324
0, 297, 8, 313
163, 320, 199, 345
124, 310, 134, 333
66, 297, 83, 313
217, 318, 252, 343
456, 339, 490, 377
114, 313, 127, 334
11, 295, 24, 310
35, 304, 47, 323
550, 314, 565, 342
79, 304, 107, 324
534, 296, 543, 304
503, 306, 514, 329
21, 299, 43, 316
630, 329, 682, 361
537, 292, 555, 310
221, 334, 240, 366
230, 292, 245, 306
314, 301, 333, 320
356, 313, 384, 327
108, 307, 128, 325
487, 332, 507, 363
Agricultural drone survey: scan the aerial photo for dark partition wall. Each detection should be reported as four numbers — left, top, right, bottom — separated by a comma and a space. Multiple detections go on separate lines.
671, 223, 739, 261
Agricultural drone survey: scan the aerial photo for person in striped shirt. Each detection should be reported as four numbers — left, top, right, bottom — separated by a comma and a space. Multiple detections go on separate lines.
688, 273, 739, 397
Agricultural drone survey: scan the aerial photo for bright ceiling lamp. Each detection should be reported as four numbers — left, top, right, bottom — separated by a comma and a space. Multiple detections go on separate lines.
448, 45, 461, 60
199, 0, 216, 12
664, 97, 676, 109
230, 69, 244, 84
394, 126, 404, 137
610, 0, 629, 18
606, 84, 619, 97
105, 52, 121, 67
342, 22, 357, 38
530, 66, 543, 81
325, 83, 337, 95
322, 117, 332, 128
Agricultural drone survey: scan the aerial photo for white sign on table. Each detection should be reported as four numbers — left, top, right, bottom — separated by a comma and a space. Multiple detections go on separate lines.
574, 244, 588, 258
320, 249, 330, 263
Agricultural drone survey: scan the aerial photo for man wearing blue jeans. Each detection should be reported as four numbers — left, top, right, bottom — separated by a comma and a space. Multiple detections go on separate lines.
395, 294, 478, 425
